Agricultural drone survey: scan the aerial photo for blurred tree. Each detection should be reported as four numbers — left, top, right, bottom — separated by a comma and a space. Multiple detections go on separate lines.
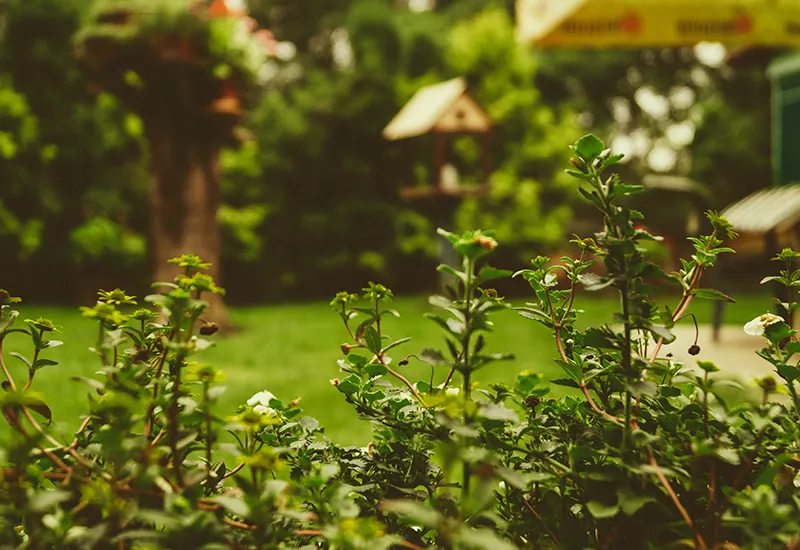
220, 0, 579, 300
0, 0, 147, 303
75, 0, 276, 327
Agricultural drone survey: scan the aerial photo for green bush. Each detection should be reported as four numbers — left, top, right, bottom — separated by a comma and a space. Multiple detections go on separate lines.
2, 135, 799, 549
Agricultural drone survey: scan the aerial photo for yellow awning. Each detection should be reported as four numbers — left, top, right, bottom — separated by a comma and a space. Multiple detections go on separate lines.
517, 0, 800, 48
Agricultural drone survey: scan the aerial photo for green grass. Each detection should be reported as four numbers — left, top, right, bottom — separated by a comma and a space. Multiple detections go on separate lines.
3, 292, 770, 446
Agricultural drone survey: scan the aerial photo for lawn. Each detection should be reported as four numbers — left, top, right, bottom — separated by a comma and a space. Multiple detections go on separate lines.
4, 291, 770, 446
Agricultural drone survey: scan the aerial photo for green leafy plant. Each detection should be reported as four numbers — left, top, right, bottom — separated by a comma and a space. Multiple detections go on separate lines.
2, 136, 800, 549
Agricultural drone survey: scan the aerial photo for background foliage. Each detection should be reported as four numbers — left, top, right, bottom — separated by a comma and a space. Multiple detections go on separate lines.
0, 0, 776, 304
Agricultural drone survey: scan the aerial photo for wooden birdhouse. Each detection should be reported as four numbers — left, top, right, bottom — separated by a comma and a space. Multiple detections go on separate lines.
383, 78, 493, 201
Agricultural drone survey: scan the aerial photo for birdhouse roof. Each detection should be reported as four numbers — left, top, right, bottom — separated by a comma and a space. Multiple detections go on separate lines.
722, 183, 800, 233
383, 77, 491, 141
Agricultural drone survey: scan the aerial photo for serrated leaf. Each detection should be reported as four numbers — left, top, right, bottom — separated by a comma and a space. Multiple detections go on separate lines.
364, 327, 382, 354
715, 447, 741, 465
382, 500, 441, 528
29, 490, 71, 512
418, 348, 448, 366
479, 403, 518, 422
602, 153, 625, 169
566, 169, 593, 180
0, 309, 19, 333
476, 266, 513, 285
777, 364, 800, 382
211, 495, 250, 518
336, 376, 360, 395
579, 273, 616, 292
610, 184, 644, 197
573, 134, 605, 161
690, 288, 736, 303
616, 487, 654, 516
647, 324, 675, 344
586, 500, 619, 519
438, 264, 467, 282
8, 352, 31, 369
32, 358, 58, 372
456, 527, 517, 550
383, 337, 411, 353
365, 363, 387, 376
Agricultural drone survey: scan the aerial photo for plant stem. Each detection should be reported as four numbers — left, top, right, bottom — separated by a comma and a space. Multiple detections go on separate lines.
461, 257, 475, 496
646, 448, 707, 549
523, 496, 561, 545
203, 381, 214, 488
0, 342, 17, 391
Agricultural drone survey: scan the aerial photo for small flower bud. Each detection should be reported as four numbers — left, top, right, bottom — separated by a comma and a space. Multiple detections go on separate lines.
474, 235, 497, 251
199, 322, 219, 336
525, 395, 541, 409
688, 344, 700, 356
289, 398, 301, 407
758, 376, 777, 393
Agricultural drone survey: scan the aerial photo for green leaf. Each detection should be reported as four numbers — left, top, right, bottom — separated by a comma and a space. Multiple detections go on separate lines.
438, 264, 466, 282
690, 288, 736, 303
382, 499, 440, 528
697, 361, 719, 373
32, 358, 58, 372
476, 266, 513, 284
365, 363, 387, 377
555, 359, 582, 383
456, 527, 517, 550
29, 490, 71, 512
586, 500, 619, 519
382, 337, 411, 353
627, 381, 658, 398
602, 153, 626, 169
765, 321, 795, 343
609, 184, 644, 197
616, 487, 654, 516
573, 134, 605, 161
0, 309, 19, 334
516, 372, 543, 395
418, 348, 449, 366
566, 169, 592, 181
211, 495, 250, 518
579, 273, 616, 291
336, 376, 360, 395
8, 352, 31, 369
777, 364, 800, 382
364, 327, 382, 354
715, 447, 741, 465
647, 323, 676, 344
478, 403, 518, 422
786, 341, 800, 356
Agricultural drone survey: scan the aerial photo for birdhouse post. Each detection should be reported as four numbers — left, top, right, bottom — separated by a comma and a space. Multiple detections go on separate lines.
383, 78, 494, 290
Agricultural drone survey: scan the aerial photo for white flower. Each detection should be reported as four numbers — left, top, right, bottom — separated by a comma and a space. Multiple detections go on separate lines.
743, 313, 784, 336
437, 383, 460, 396
248, 390, 277, 416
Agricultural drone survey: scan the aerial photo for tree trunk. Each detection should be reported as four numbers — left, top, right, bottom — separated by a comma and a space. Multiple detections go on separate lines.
146, 122, 232, 330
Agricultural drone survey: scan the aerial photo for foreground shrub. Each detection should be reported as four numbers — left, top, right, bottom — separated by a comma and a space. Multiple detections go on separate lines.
1, 135, 799, 549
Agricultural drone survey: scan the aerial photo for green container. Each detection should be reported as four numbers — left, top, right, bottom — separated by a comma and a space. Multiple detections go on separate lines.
768, 52, 800, 187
